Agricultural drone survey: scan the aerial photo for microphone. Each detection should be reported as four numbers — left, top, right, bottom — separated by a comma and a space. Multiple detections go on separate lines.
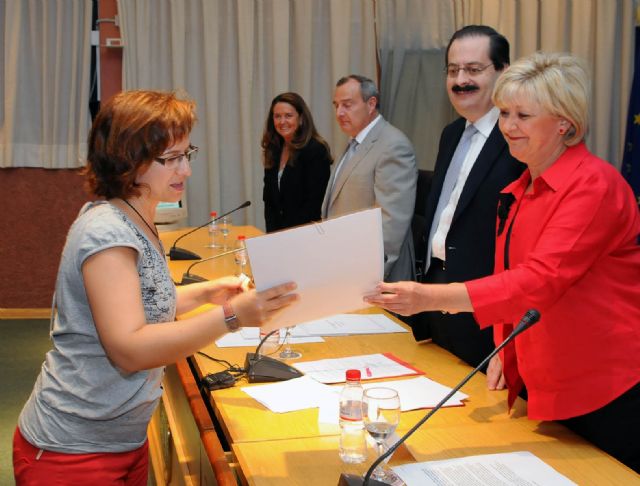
338, 309, 541, 486
244, 329, 304, 383
179, 247, 243, 285
169, 200, 251, 260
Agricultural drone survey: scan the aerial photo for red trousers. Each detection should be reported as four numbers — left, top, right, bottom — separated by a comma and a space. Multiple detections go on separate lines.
13, 427, 149, 486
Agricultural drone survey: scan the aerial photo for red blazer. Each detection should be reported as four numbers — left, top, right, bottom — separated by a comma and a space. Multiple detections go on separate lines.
466, 143, 640, 420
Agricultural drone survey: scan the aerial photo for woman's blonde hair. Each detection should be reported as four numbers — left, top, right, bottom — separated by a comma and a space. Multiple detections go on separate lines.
492, 52, 589, 146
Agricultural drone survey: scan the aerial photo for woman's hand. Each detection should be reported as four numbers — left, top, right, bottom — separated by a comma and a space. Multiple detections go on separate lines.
201, 276, 247, 304
231, 282, 298, 327
363, 281, 427, 316
176, 275, 253, 315
364, 281, 474, 315
486, 354, 506, 390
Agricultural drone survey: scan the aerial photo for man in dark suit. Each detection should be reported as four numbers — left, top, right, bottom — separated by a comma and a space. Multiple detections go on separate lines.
412, 26, 525, 380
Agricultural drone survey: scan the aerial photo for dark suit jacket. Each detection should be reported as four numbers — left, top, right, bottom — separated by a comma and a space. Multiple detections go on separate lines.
412, 117, 525, 367
263, 138, 332, 232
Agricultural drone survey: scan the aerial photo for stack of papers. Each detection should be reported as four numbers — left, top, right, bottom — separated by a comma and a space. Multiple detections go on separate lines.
214, 313, 407, 348
363, 377, 468, 411
215, 329, 324, 348
240, 374, 468, 421
240, 376, 338, 413
297, 313, 408, 336
392, 452, 576, 485
293, 353, 423, 383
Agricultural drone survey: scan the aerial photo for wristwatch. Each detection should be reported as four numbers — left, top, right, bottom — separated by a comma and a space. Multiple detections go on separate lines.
222, 302, 240, 332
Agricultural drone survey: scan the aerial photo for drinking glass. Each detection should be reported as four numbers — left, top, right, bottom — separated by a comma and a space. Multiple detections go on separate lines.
362, 387, 401, 482
278, 327, 301, 359
219, 215, 232, 250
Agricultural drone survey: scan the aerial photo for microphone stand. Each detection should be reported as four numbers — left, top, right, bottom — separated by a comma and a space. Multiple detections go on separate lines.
179, 248, 243, 285
339, 309, 541, 486
169, 200, 251, 260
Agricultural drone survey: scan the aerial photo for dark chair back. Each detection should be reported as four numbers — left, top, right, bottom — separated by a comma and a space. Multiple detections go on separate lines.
412, 169, 433, 280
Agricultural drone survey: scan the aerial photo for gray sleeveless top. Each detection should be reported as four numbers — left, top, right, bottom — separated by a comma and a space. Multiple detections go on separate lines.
19, 201, 176, 453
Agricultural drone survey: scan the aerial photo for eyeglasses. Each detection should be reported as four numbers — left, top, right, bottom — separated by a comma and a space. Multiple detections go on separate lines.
155, 145, 199, 169
445, 63, 493, 77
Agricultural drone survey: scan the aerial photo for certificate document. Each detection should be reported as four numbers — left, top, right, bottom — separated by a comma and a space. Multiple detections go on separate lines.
245, 208, 384, 330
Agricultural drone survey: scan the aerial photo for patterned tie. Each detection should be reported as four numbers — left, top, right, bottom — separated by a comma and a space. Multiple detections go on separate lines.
425, 124, 478, 272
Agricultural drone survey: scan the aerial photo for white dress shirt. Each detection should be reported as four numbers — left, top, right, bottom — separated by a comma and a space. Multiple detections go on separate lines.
431, 107, 499, 261
331, 114, 382, 191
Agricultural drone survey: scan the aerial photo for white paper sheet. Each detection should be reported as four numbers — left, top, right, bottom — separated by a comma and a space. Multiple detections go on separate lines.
215, 329, 324, 348
293, 353, 421, 384
245, 208, 384, 330
317, 376, 467, 425
298, 313, 408, 336
240, 376, 339, 413
392, 451, 577, 486
362, 377, 468, 411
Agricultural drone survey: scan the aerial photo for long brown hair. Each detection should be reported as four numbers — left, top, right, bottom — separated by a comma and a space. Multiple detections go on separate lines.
260, 92, 330, 169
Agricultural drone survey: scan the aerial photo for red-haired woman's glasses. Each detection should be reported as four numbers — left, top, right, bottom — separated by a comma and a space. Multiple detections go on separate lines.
155, 145, 199, 169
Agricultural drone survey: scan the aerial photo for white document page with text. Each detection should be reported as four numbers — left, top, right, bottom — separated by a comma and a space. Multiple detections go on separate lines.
393, 451, 576, 485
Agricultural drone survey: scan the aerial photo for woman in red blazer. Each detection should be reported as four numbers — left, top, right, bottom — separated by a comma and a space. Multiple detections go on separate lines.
365, 52, 640, 473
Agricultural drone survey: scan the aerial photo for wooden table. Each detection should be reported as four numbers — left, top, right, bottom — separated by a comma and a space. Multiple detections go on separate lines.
161, 226, 639, 486
232, 420, 640, 485
160, 225, 263, 284
192, 320, 527, 445
195, 323, 639, 485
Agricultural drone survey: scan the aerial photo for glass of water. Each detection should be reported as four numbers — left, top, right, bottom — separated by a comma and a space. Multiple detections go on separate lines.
278, 327, 302, 360
362, 387, 400, 482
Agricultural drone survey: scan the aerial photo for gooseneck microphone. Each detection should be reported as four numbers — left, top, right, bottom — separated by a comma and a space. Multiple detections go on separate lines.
338, 309, 541, 486
179, 247, 244, 285
168, 200, 251, 260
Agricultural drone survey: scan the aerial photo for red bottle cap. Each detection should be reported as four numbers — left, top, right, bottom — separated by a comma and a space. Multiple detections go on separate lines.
237, 235, 246, 240
345, 369, 361, 381
210, 211, 217, 217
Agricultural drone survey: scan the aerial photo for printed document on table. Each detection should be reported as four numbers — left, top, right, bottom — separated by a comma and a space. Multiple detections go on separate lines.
362, 377, 468, 411
245, 208, 383, 330
240, 376, 339, 413
294, 353, 422, 384
215, 328, 323, 348
317, 377, 467, 425
297, 313, 408, 336
392, 451, 576, 486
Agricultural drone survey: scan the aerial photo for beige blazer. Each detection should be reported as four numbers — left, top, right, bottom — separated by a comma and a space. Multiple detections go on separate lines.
322, 117, 417, 282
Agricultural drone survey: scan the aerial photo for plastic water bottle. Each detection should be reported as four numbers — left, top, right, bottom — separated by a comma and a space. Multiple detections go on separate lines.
208, 211, 220, 248
339, 369, 366, 463
234, 235, 248, 276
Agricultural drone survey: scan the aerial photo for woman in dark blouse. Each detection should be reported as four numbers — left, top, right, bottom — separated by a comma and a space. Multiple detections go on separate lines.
261, 92, 332, 232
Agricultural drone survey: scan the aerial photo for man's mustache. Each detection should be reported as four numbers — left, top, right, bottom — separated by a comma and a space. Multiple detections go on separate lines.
452, 85, 479, 93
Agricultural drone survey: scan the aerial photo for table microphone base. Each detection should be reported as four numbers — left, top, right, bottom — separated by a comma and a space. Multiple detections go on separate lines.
169, 246, 202, 260
244, 353, 303, 383
180, 273, 208, 285
337, 473, 391, 486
